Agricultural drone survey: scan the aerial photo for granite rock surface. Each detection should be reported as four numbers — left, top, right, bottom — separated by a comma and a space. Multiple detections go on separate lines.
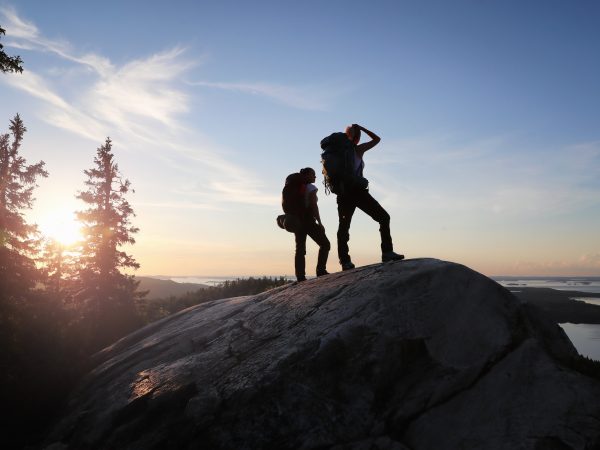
45, 259, 600, 449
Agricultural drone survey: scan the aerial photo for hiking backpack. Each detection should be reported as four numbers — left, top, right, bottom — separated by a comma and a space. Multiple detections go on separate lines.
281, 172, 307, 215
276, 173, 307, 233
320, 132, 360, 195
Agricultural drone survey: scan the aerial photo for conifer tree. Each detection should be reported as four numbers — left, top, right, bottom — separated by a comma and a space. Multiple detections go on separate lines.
41, 238, 77, 298
0, 115, 47, 407
0, 114, 47, 296
75, 137, 143, 349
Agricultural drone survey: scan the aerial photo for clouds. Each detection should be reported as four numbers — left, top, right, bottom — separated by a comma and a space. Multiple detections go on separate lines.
1, 5, 113, 75
85, 47, 192, 139
1, 5, 191, 141
0, 6, 279, 207
368, 134, 600, 218
2, 69, 68, 109
1, 5, 38, 40
2, 46, 191, 143
188, 80, 349, 111
0, 5, 351, 209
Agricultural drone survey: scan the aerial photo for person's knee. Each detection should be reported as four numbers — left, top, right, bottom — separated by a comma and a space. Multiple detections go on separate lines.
379, 210, 390, 224
337, 229, 349, 241
338, 219, 351, 232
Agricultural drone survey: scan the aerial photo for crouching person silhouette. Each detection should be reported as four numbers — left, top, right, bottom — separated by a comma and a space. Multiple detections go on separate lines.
280, 168, 330, 281
335, 124, 404, 270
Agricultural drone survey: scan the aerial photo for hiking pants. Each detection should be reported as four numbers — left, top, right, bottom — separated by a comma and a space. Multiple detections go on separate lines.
337, 189, 393, 262
295, 220, 330, 279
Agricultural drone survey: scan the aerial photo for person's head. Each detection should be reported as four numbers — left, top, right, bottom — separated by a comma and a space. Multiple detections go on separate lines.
345, 124, 361, 145
300, 167, 316, 183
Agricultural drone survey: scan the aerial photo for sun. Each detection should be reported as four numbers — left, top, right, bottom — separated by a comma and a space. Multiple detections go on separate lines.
38, 210, 83, 247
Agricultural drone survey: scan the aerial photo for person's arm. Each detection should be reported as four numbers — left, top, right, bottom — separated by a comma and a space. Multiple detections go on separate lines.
309, 191, 324, 227
354, 124, 380, 156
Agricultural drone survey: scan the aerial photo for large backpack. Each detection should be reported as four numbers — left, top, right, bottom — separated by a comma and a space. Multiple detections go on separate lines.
276, 173, 307, 233
281, 173, 307, 215
320, 132, 359, 195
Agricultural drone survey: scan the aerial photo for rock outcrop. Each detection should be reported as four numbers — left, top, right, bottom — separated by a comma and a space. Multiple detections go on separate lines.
45, 259, 600, 449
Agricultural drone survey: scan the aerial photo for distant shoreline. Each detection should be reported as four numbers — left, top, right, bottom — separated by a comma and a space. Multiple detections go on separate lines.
510, 287, 600, 324
493, 276, 600, 281
141, 275, 600, 282
146, 275, 296, 286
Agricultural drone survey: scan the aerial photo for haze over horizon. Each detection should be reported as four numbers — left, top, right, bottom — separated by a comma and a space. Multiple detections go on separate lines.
1, 0, 599, 277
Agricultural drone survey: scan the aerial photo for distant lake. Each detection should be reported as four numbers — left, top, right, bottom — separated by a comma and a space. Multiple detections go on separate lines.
495, 277, 600, 294
559, 323, 600, 361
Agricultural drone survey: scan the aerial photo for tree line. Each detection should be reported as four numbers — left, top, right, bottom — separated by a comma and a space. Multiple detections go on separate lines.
139, 276, 290, 323
1, 32, 290, 448
0, 112, 293, 449
0, 113, 290, 448
0, 114, 148, 447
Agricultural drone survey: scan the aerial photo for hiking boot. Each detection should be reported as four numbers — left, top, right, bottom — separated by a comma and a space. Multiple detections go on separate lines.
340, 260, 355, 271
382, 251, 405, 262
296, 276, 307, 282
316, 270, 329, 277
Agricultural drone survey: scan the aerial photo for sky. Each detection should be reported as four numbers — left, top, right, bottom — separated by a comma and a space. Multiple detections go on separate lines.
1, 0, 599, 277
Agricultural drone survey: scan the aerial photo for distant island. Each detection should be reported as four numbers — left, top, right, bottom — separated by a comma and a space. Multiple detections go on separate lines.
511, 287, 600, 324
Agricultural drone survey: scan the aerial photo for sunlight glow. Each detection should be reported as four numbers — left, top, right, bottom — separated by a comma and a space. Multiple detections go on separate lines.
38, 210, 82, 246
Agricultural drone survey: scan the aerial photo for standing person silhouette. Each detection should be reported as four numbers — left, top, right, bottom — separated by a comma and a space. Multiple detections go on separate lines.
336, 124, 404, 270
282, 168, 330, 281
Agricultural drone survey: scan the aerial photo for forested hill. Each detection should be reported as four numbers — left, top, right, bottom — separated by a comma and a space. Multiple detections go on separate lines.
135, 276, 207, 300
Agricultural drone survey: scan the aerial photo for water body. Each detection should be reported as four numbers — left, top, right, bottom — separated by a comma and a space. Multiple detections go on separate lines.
495, 277, 600, 294
495, 277, 600, 360
559, 323, 600, 361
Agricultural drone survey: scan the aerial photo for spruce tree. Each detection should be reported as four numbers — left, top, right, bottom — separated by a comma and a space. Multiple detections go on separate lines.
0, 114, 47, 296
75, 137, 142, 349
0, 115, 49, 431
41, 238, 77, 298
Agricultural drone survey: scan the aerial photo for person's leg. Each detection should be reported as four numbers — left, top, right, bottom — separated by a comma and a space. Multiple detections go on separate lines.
294, 229, 308, 281
336, 194, 357, 265
306, 222, 331, 275
354, 190, 394, 254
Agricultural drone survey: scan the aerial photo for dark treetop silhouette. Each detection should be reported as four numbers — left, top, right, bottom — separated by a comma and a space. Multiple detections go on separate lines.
75, 137, 145, 352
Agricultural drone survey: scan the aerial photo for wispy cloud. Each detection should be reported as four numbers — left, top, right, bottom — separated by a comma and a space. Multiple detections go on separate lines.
188, 80, 348, 111
2, 70, 68, 109
83, 47, 193, 138
1, 5, 113, 75
367, 134, 600, 217
1, 5, 38, 39
0, 6, 280, 207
